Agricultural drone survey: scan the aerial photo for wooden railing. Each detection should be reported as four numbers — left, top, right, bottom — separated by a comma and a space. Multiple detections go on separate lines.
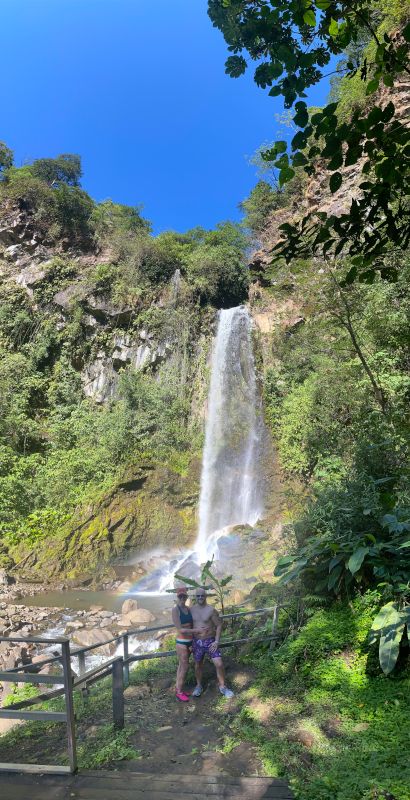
0, 605, 280, 775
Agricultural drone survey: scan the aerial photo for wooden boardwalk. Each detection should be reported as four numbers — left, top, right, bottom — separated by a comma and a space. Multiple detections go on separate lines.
0, 770, 294, 799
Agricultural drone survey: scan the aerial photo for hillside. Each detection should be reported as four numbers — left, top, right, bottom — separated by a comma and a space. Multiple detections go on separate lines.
0, 158, 252, 584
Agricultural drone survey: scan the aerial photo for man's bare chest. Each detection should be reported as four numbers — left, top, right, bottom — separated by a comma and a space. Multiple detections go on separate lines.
192, 606, 214, 624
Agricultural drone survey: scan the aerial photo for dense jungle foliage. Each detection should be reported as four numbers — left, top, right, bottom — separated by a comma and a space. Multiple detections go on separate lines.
0, 151, 249, 567
215, 0, 410, 278
215, 0, 410, 677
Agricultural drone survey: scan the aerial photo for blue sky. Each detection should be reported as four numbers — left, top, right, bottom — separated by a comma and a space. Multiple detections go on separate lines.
1, 0, 331, 233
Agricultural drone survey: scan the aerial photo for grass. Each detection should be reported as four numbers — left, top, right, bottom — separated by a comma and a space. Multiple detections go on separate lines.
212, 593, 410, 800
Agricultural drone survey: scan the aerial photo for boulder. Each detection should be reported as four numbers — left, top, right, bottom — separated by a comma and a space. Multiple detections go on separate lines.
117, 581, 132, 593
65, 620, 85, 631
119, 607, 155, 627
84, 294, 133, 325
72, 627, 116, 656
121, 599, 138, 615
15, 263, 47, 292
99, 618, 114, 628
0, 570, 14, 586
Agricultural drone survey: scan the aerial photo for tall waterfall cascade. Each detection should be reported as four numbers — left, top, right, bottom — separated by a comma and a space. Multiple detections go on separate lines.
130, 305, 265, 595
195, 305, 264, 561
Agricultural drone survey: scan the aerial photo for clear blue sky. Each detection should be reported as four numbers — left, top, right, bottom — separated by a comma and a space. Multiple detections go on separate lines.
1, 0, 331, 233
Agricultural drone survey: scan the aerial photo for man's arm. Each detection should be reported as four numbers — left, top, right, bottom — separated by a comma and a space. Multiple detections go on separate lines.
172, 606, 204, 635
209, 608, 222, 653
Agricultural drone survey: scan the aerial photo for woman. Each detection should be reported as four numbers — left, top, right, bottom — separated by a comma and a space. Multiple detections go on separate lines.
171, 586, 194, 702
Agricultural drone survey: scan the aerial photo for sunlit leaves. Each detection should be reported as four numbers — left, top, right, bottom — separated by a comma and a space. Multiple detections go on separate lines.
369, 602, 408, 675
328, 17, 338, 36
303, 9, 316, 26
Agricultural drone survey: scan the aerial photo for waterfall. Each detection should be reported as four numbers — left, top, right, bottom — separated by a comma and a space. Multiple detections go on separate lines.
129, 304, 264, 596
195, 305, 264, 562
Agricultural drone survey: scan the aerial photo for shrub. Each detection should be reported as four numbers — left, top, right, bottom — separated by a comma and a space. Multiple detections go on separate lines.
186, 243, 249, 307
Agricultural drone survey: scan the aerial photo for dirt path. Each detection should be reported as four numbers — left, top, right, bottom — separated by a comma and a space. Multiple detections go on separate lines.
117, 656, 262, 777
0, 655, 263, 778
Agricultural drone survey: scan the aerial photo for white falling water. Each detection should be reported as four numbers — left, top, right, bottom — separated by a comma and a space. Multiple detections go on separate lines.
195, 305, 264, 562
130, 304, 264, 595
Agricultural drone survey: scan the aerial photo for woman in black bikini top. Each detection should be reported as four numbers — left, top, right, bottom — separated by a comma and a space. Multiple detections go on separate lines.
171, 586, 193, 702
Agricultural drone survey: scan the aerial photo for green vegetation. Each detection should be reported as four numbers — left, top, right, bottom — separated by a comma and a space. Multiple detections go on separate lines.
0, 669, 143, 769
0, 147, 249, 570
2, 598, 408, 798
225, 593, 410, 800
258, 250, 409, 673
210, 0, 410, 278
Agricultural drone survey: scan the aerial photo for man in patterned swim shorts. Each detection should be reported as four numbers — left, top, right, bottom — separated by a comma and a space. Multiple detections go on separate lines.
191, 588, 234, 699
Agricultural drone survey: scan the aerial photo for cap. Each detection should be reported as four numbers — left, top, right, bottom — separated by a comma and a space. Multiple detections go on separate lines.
176, 586, 189, 596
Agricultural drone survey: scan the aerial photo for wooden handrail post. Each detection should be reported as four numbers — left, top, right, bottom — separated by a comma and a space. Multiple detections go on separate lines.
122, 634, 129, 688
77, 650, 89, 698
61, 639, 77, 774
112, 657, 125, 730
269, 605, 279, 651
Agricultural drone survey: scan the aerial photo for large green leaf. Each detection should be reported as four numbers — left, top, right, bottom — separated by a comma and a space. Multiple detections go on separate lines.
347, 546, 369, 575
370, 601, 399, 633
174, 573, 201, 589
328, 563, 343, 591
379, 617, 405, 675
303, 9, 316, 26
274, 555, 296, 576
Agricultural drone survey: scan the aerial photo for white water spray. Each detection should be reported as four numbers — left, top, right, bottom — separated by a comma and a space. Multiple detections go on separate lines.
195, 306, 264, 562
130, 305, 264, 595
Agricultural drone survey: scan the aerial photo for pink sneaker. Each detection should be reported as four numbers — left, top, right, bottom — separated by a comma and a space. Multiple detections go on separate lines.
176, 691, 190, 702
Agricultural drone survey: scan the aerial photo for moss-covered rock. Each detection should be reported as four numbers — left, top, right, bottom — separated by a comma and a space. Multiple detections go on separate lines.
17, 459, 201, 584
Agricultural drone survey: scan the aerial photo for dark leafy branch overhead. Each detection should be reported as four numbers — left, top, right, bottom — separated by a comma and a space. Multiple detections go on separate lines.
208, 1, 410, 280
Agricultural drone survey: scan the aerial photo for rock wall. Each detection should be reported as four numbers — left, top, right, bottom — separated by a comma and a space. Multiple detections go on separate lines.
0, 199, 218, 582
251, 75, 410, 274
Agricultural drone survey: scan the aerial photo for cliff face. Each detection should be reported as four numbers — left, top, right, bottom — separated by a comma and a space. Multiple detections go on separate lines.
0, 202, 216, 582
251, 75, 410, 275
0, 203, 214, 407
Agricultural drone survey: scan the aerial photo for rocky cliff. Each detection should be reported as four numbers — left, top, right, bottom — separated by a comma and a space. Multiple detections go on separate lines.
0, 199, 218, 582
250, 74, 410, 278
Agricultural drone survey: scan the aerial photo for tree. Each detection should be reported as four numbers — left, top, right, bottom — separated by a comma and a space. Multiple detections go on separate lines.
208, 1, 410, 280
0, 142, 13, 178
31, 154, 82, 187
240, 179, 284, 232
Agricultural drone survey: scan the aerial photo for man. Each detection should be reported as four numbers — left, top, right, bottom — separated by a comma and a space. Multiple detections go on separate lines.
190, 588, 234, 698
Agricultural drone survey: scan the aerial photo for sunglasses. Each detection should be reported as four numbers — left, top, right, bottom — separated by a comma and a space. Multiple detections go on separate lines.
177, 594, 188, 599
196, 594, 206, 598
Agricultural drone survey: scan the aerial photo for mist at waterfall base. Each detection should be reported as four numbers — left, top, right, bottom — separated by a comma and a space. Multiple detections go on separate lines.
125, 306, 265, 599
